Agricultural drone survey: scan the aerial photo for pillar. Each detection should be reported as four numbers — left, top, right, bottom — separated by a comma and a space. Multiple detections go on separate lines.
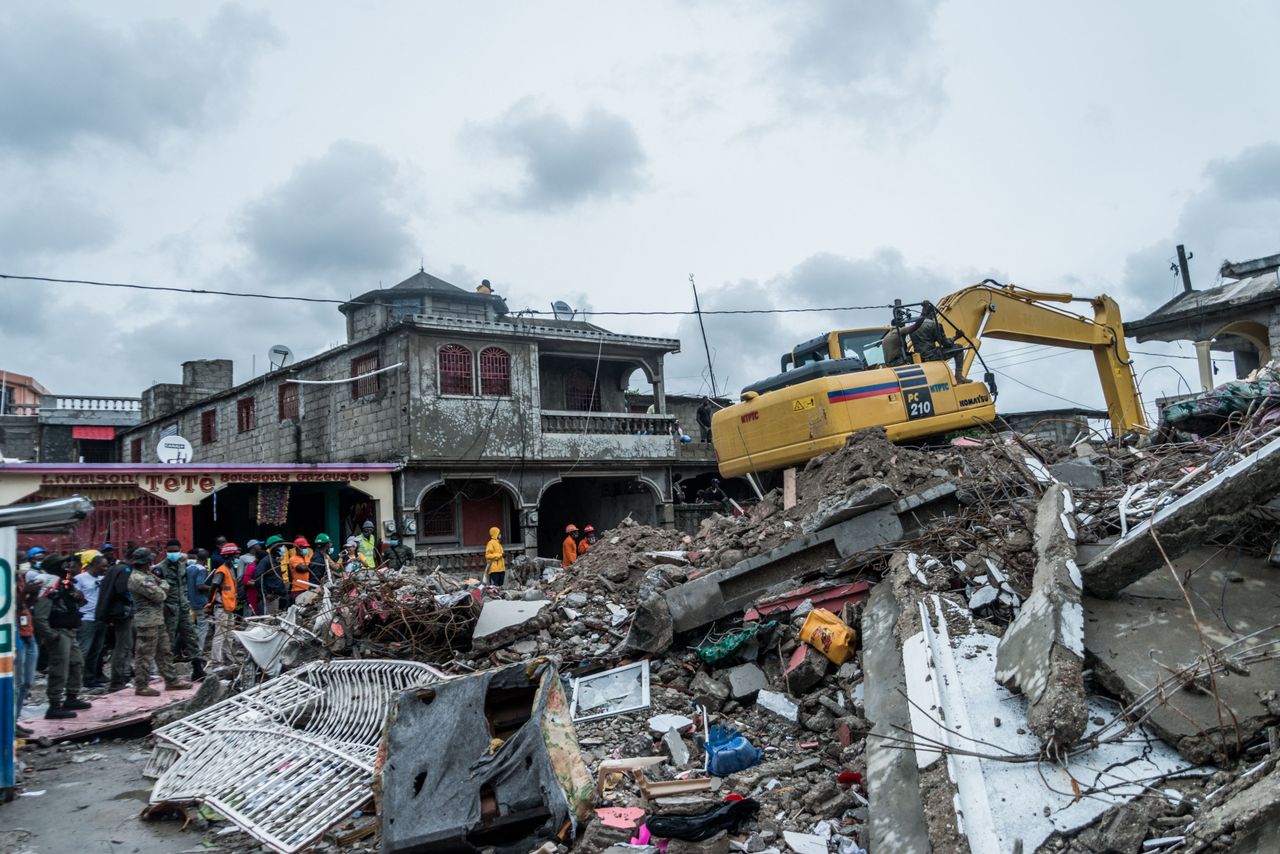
175, 505, 194, 551
1194, 340, 1214, 392
324, 483, 341, 542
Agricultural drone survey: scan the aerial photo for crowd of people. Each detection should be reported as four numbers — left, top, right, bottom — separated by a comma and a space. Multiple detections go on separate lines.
11, 519, 417, 732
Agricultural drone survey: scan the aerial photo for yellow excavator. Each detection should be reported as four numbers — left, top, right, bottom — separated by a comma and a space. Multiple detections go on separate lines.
712, 281, 1148, 478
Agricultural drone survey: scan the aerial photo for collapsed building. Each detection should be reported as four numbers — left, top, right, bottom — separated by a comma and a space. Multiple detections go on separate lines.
62, 387, 1278, 854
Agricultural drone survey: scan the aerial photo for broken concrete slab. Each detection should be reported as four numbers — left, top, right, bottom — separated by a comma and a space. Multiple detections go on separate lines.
995, 483, 1087, 751
379, 662, 593, 854
624, 593, 674, 655
663, 506, 904, 633
800, 481, 897, 533
1049, 457, 1103, 488
471, 599, 553, 652
900, 593, 1198, 853
1084, 545, 1280, 762
862, 570, 933, 854
1083, 432, 1280, 597
725, 663, 768, 701
662, 728, 691, 767
1181, 761, 1280, 853
690, 671, 730, 708
756, 690, 799, 722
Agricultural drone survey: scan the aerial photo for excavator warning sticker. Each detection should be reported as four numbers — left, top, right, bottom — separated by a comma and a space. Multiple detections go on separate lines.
792, 395, 816, 412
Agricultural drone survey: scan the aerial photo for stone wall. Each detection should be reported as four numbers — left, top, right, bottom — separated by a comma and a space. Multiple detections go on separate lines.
0, 416, 39, 460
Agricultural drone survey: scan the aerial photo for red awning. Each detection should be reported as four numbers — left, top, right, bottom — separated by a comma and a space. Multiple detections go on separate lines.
72, 426, 116, 441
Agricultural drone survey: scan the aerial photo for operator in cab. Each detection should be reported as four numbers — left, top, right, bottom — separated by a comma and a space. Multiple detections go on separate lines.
880, 314, 924, 367
910, 302, 966, 380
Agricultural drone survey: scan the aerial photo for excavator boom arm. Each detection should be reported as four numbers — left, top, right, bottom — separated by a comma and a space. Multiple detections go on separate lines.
934, 284, 1147, 436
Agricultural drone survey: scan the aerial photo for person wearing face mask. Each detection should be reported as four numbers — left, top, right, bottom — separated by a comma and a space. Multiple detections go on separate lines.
155, 539, 197, 665
257, 535, 289, 612
357, 520, 379, 568
289, 537, 314, 603
309, 534, 335, 585
381, 528, 414, 571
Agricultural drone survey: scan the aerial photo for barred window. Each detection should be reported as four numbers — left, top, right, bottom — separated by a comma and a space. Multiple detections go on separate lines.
439, 344, 474, 395
478, 347, 511, 396
236, 396, 256, 433
352, 352, 380, 400
200, 410, 217, 444
565, 367, 600, 412
420, 490, 456, 537
278, 383, 299, 420
130, 438, 142, 463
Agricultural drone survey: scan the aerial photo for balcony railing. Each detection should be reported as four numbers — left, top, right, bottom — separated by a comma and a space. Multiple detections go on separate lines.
417, 545, 523, 574
540, 410, 677, 435
43, 395, 142, 412
2, 404, 40, 417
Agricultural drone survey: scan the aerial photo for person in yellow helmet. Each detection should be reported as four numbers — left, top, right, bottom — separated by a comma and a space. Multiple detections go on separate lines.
561, 524, 580, 568
484, 527, 506, 587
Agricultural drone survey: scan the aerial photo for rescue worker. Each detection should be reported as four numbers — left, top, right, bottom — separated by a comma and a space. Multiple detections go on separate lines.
206, 543, 239, 666
382, 529, 414, 570
339, 536, 368, 572
484, 527, 506, 587
561, 524, 580, 568
909, 301, 965, 379
310, 533, 335, 583
32, 556, 92, 719
577, 524, 597, 556
129, 547, 190, 696
256, 535, 290, 612
289, 536, 313, 604
156, 539, 197, 663
74, 552, 110, 688
96, 548, 136, 692
357, 520, 379, 567
880, 314, 924, 367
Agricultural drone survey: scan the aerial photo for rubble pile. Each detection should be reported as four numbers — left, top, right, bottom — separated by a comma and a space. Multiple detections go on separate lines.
146, 412, 1280, 853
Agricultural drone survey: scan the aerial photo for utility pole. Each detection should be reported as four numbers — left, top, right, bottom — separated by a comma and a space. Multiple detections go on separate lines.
689, 274, 718, 398
1176, 244, 1194, 293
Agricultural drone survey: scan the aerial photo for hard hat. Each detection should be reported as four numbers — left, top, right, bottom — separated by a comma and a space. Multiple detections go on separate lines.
362, 520, 375, 530
220, 543, 241, 556
79, 549, 101, 568
293, 536, 310, 548
314, 533, 331, 545
584, 525, 595, 533
27, 546, 46, 557
100, 542, 115, 551
264, 535, 285, 548
565, 524, 579, 534
245, 539, 262, 549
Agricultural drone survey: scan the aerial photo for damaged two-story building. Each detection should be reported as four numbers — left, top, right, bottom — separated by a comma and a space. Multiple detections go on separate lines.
107, 271, 718, 569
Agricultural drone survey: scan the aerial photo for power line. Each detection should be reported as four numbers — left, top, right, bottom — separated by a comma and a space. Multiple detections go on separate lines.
0, 272, 894, 317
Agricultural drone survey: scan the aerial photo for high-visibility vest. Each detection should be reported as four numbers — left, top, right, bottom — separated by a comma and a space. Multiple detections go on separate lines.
211, 564, 237, 612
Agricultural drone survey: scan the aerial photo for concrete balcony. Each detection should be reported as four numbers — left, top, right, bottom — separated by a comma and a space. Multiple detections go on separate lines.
38, 395, 143, 427
418, 545, 523, 574
539, 410, 679, 461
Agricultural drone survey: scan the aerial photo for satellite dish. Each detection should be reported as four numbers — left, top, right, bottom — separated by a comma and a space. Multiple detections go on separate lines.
551, 300, 575, 321
156, 435, 193, 464
269, 344, 294, 371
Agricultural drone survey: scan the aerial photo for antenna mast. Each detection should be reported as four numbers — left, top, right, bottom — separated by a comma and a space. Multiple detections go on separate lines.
689, 274, 718, 398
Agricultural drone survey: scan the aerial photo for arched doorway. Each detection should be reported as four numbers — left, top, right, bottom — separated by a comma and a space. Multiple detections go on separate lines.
537, 476, 660, 558
1214, 320, 1272, 378
418, 480, 521, 573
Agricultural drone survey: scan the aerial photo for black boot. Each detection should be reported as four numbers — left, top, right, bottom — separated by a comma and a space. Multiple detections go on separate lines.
45, 704, 77, 720
63, 695, 92, 711
190, 659, 206, 681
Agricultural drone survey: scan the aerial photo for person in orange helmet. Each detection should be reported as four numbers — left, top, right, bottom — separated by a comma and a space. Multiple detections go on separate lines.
561, 524, 580, 568
577, 524, 597, 556
289, 537, 313, 604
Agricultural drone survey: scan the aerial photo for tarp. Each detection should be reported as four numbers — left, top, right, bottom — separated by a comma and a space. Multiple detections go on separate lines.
1161, 364, 1280, 434
377, 660, 593, 853
71, 425, 116, 440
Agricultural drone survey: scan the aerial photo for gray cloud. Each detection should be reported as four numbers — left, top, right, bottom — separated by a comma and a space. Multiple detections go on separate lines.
1121, 143, 1280, 311
478, 99, 647, 210
775, 0, 946, 131
0, 191, 116, 265
0, 5, 278, 154
238, 141, 416, 283
666, 249, 954, 397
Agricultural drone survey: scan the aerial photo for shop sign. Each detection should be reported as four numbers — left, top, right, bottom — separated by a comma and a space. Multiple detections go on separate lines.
36, 470, 374, 497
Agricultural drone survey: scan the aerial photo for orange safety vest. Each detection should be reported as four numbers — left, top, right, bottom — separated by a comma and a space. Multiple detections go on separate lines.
577, 538, 592, 556
290, 555, 311, 593
561, 536, 578, 568
211, 563, 237, 612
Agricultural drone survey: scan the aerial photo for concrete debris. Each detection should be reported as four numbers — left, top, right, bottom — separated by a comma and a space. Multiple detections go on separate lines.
994, 483, 1088, 751
1084, 431, 1280, 597
648, 713, 694, 733
472, 598, 553, 651
1049, 457, 1104, 488
725, 662, 769, 700
662, 728, 691, 766
755, 690, 800, 722
799, 481, 897, 533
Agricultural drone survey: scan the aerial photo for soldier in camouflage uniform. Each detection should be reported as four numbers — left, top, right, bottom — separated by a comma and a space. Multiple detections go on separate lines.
127, 548, 192, 696
156, 538, 198, 661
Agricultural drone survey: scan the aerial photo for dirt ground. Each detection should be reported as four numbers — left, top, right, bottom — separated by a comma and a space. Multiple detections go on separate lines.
3, 733, 206, 854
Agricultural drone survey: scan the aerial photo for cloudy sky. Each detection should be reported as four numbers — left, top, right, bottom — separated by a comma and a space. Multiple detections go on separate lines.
2, 1, 1279, 422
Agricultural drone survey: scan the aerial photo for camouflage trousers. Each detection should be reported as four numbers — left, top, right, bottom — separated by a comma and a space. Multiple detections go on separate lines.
133, 624, 177, 689
165, 603, 198, 659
